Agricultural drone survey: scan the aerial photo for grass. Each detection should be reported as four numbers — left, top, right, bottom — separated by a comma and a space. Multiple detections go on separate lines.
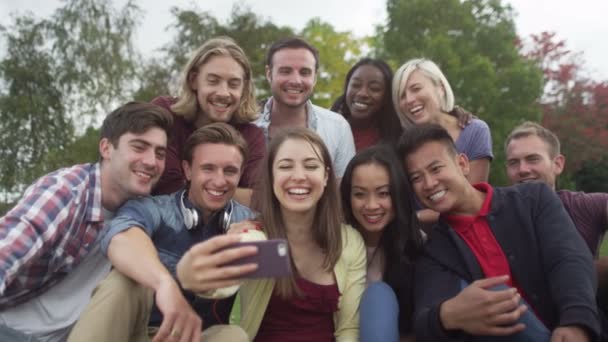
601, 238, 608, 257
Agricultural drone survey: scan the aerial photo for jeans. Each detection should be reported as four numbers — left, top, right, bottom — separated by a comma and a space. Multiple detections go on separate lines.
360, 281, 400, 342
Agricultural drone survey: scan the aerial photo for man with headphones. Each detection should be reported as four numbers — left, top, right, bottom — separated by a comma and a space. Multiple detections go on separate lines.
69, 123, 257, 342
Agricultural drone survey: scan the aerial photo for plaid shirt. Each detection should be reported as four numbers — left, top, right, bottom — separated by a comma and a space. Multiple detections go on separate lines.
0, 163, 104, 309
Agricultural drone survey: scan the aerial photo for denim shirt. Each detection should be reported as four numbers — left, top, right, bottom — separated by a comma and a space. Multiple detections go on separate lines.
101, 190, 255, 326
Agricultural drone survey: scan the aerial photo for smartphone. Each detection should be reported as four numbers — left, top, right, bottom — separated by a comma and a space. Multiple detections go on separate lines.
222, 239, 292, 279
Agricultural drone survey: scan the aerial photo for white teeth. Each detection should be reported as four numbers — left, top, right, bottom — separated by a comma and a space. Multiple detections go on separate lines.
134, 171, 151, 180
365, 214, 382, 221
207, 189, 224, 196
429, 190, 446, 202
353, 102, 369, 109
286, 89, 302, 94
288, 188, 309, 195
211, 102, 229, 108
410, 105, 423, 114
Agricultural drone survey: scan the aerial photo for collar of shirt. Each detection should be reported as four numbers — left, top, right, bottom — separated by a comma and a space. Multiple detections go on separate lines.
259, 97, 319, 141
445, 182, 494, 226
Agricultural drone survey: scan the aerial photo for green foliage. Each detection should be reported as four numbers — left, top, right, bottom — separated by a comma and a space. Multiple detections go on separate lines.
133, 5, 296, 102
0, 0, 141, 205
49, 0, 142, 125
574, 157, 608, 193
382, 0, 544, 185
301, 19, 364, 108
33, 127, 100, 177
0, 15, 73, 198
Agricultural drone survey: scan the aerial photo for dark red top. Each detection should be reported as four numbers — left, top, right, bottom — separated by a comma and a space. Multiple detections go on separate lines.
351, 125, 380, 152
254, 277, 340, 342
557, 190, 608, 256
150, 96, 266, 195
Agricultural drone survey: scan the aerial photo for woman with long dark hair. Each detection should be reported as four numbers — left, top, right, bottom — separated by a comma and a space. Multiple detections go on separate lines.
340, 144, 424, 341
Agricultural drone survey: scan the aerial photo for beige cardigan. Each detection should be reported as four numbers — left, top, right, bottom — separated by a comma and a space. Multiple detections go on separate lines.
239, 224, 366, 341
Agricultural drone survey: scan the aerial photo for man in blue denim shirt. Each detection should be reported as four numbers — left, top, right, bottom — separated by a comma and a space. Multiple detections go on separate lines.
69, 123, 258, 342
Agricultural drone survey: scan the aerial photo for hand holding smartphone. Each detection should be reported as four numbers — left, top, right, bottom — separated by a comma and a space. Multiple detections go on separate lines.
222, 239, 292, 279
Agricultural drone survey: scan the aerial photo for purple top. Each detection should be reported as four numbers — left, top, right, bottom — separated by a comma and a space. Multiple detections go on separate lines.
558, 190, 608, 256
455, 119, 493, 161
151, 96, 266, 195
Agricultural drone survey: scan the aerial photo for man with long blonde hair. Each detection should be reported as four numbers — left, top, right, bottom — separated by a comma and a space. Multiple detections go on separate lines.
152, 36, 265, 206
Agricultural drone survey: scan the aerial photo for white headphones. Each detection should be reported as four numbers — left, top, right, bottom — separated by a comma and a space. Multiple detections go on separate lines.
180, 190, 234, 231
180, 190, 200, 230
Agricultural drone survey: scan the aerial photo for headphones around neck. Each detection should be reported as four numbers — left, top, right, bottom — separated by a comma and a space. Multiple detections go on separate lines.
180, 190, 234, 231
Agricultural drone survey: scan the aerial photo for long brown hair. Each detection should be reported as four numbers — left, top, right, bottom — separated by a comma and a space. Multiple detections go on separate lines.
256, 127, 343, 298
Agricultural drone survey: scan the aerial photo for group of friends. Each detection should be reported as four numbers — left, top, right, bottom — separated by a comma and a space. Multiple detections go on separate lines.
0, 35, 606, 342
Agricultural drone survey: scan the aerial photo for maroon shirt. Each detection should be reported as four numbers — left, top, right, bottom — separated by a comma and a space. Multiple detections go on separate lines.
151, 96, 266, 195
254, 277, 340, 342
351, 125, 380, 152
558, 190, 608, 257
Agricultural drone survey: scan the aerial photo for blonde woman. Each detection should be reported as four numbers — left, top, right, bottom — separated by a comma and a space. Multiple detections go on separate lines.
392, 58, 492, 183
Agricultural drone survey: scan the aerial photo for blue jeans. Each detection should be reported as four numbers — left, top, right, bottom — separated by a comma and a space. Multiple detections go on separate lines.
0, 325, 39, 342
360, 281, 400, 342
459, 279, 550, 342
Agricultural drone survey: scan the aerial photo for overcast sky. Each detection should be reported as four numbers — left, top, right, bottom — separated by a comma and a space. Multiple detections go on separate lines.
1, 0, 607, 79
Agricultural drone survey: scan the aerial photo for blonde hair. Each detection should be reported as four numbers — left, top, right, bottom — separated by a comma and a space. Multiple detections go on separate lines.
171, 36, 258, 124
392, 58, 455, 126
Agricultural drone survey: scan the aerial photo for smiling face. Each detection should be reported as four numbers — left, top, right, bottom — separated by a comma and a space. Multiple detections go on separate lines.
399, 70, 445, 125
190, 55, 245, 124
272, 138, 328, 215
182, 143, 243, 222
266, 48, 317, 109
405, 141, 471, 215
346, 64, 386, 122
506, 134, 564, 190
350, 163, 395, 244
101, 128, 167, 202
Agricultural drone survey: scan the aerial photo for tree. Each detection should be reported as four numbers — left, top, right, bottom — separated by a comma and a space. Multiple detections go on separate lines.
50, 0, 142, 126
135, 5, 295, 102
522, 31, 608, 187
300, 19, 365, 109
575, 157, 608, 193
0, 15, 73, 200
382, 0, 544, 185
0, 0, 141, 209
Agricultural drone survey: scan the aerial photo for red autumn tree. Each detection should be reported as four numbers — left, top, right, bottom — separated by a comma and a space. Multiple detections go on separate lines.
521, 31, 608, 186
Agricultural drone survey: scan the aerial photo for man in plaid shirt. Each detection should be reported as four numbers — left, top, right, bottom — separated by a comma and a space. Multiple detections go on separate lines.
0, 102, 172, 342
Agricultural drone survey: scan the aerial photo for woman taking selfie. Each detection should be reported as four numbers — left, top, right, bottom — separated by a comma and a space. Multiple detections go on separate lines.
239, 128, 366, 341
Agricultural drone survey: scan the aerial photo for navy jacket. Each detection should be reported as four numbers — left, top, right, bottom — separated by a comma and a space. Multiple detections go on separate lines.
414, 183, 600, 341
